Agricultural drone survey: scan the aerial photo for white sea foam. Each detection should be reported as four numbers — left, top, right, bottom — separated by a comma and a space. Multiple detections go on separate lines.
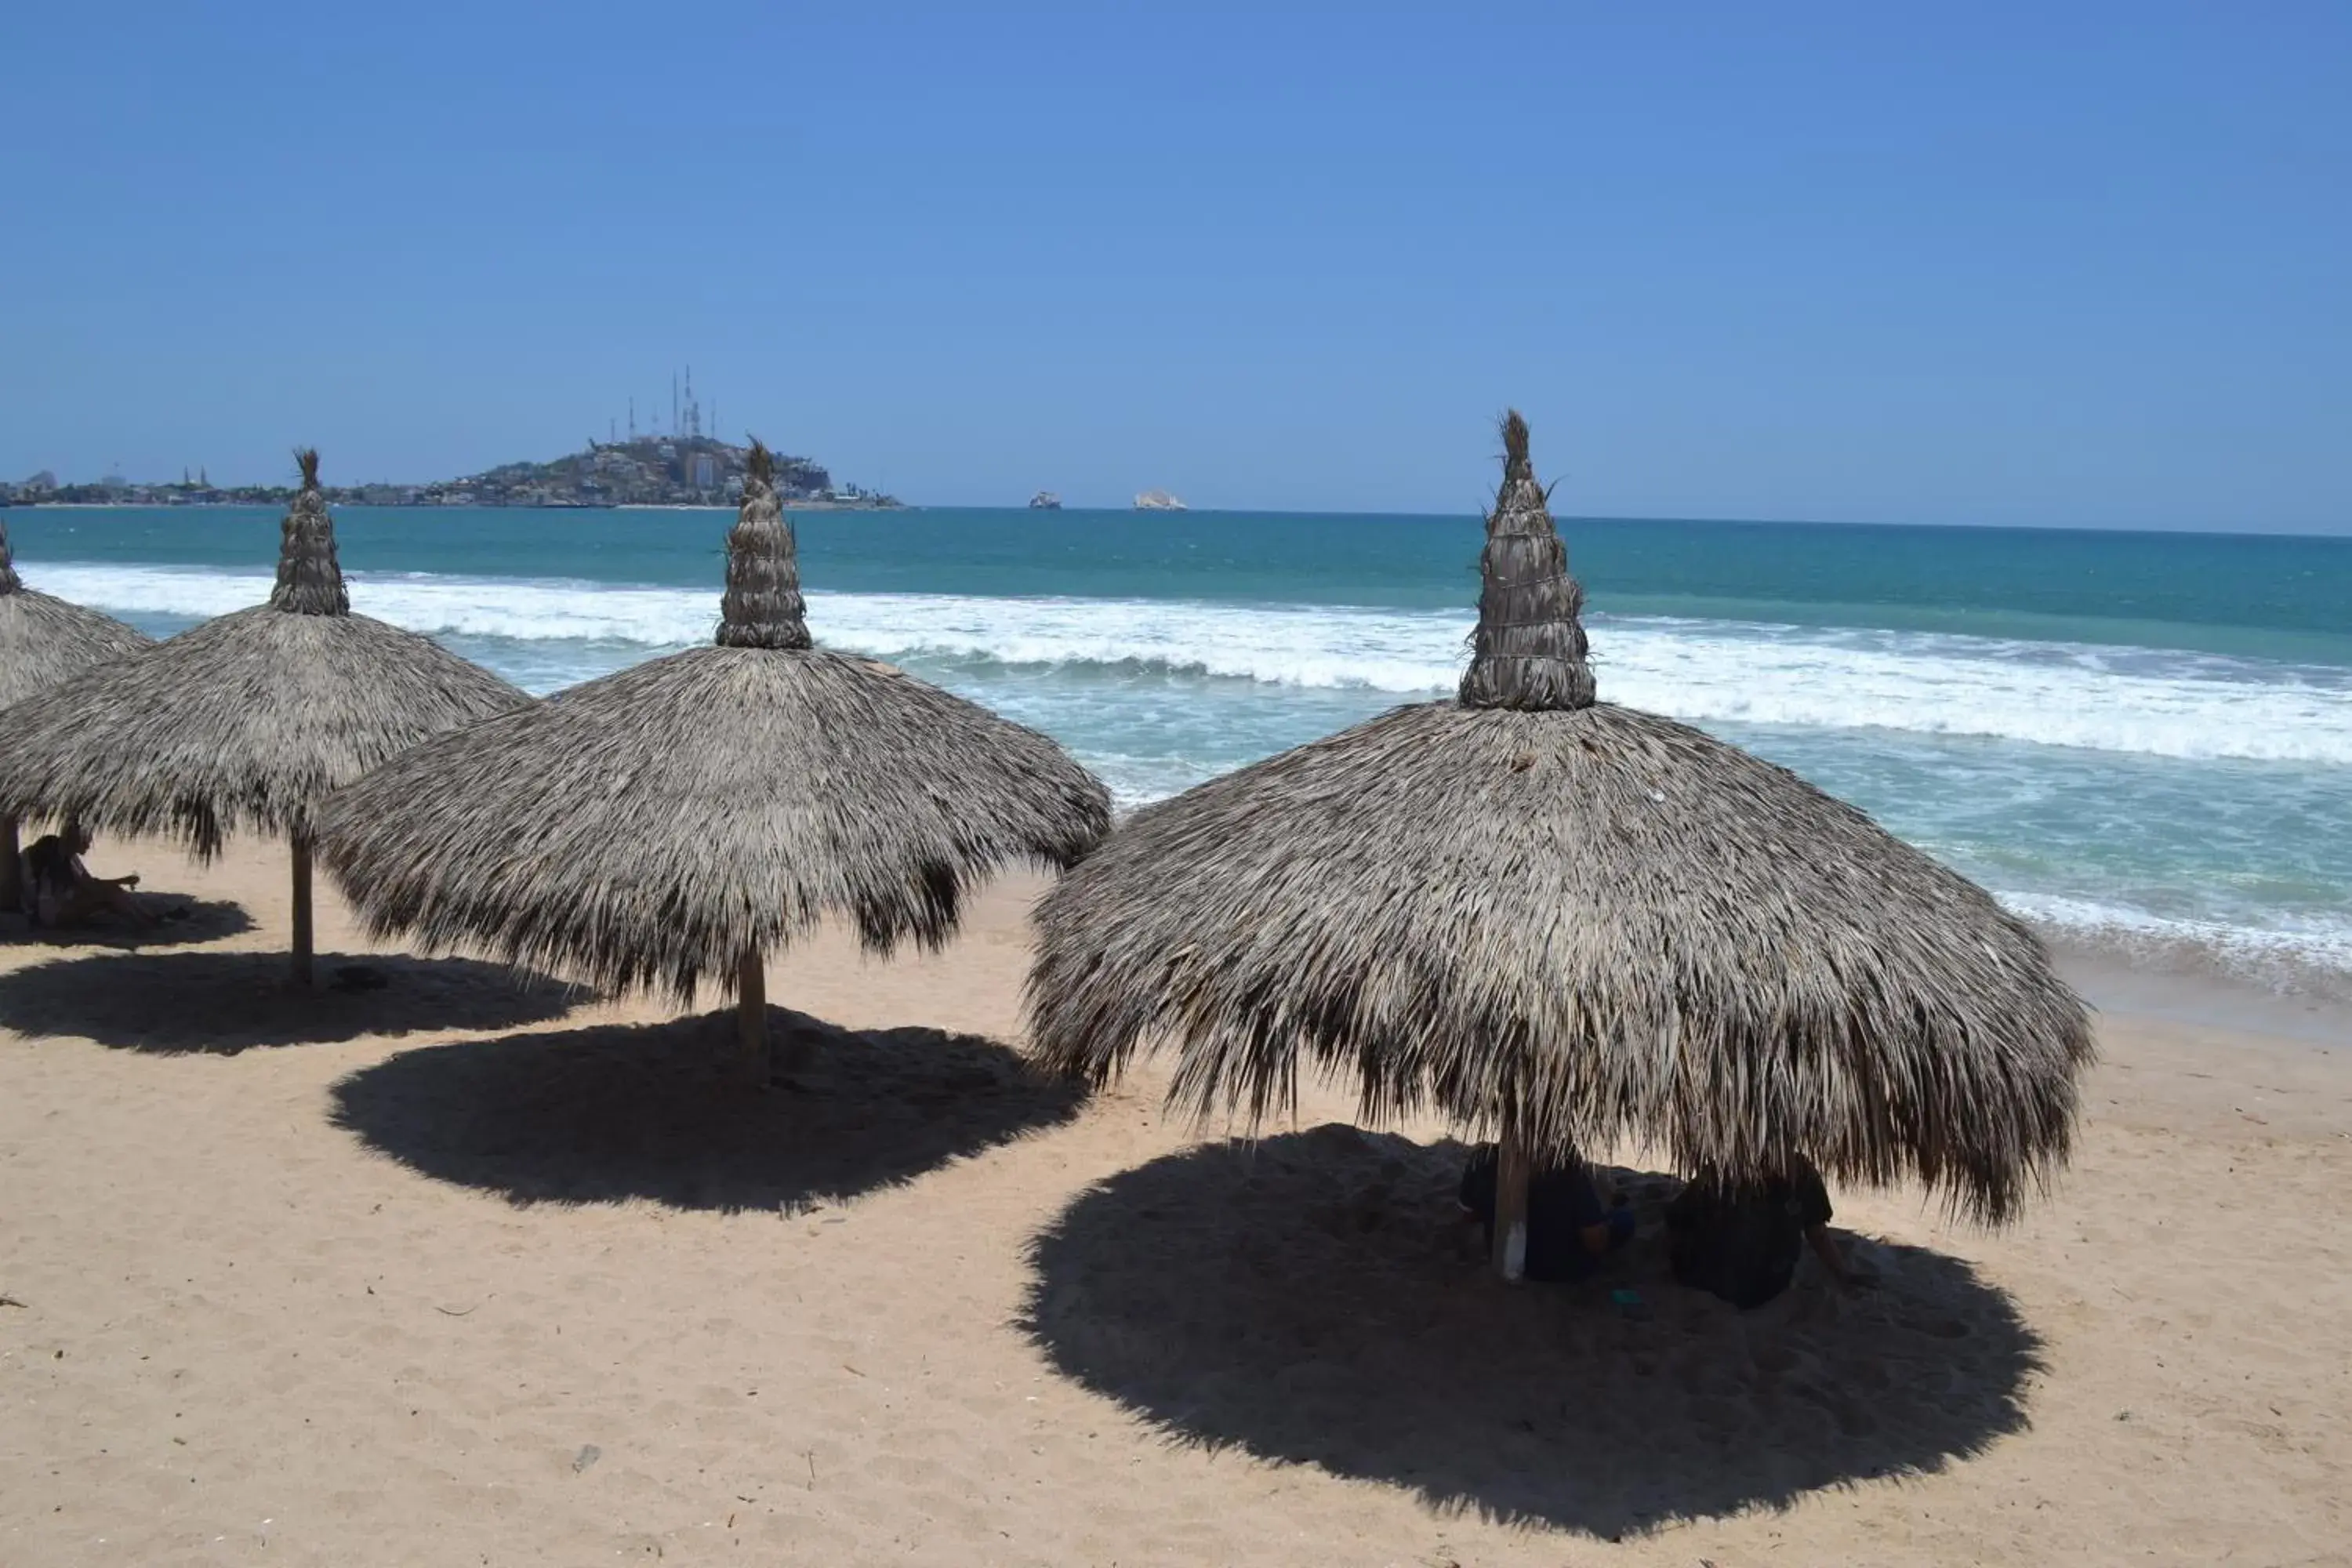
32, 563, 284, 624
2004, 893, 2352, 999
26, 557, 2352, 985
28, 564, 707, 648
27, 562, 2352, 765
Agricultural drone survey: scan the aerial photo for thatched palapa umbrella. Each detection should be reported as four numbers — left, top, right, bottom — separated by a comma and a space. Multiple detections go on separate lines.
0, 452, 528, 982
0, 517, 155, 912
1026, 412, 2093, 1277
314, 441, 1111, 1075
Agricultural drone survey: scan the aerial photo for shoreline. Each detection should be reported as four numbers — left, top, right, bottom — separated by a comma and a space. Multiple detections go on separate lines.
612, 501, 910, 513
8, 499, 912, 513
11, 829, 2346, 1055
2053, 938, 2352, 1050
6, 526, 2342, 1021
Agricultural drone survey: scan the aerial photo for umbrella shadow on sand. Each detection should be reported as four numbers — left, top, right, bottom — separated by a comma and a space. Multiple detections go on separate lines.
329, 1006, 1086, 1212
0, 897, 256, 950
0, 949, 582, 1053
1022, 1124, 2043, 1539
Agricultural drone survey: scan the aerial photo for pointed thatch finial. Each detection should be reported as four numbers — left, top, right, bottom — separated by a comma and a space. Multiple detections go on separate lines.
0, 516, 21, 596
268, 447, 350, 616
1457, 410, 1595, 711
716, 437, 812, 651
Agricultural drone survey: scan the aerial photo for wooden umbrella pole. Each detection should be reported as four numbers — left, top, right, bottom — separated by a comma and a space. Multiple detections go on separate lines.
0, 815, 19, 918
289, 833, 315, 989
1490, 1119, 1532, 1283
737, 946, 768, 1083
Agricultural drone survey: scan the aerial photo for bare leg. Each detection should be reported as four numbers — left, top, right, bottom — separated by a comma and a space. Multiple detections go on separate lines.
50, 883, 156, 930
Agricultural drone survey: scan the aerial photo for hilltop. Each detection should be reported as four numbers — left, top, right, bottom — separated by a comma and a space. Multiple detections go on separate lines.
432, 437, 902, 510
2, 437, 902, 510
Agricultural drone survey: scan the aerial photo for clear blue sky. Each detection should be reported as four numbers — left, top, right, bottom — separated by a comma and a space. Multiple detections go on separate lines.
5, 2, 2347, 528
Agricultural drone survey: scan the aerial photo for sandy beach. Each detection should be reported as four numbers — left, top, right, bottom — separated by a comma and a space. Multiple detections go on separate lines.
2, 837, 2346, 1566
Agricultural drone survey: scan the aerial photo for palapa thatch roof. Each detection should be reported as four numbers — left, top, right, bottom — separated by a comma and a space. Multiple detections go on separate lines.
314, 440, 1111, 1003
0, 517, 153, 712
1026, 412, 2092, 1224
0, 451, 528, 855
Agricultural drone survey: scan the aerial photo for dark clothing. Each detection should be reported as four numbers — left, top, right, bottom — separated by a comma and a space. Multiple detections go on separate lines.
24, 835, 76, 895
21, 834, 82, 924
1458, 1147, 1624, 1283
1666, 1158, 1835, 1309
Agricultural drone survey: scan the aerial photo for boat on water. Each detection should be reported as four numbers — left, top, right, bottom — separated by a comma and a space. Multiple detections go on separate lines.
1029, 491, 1062, 510
1133, 488, 1187, 511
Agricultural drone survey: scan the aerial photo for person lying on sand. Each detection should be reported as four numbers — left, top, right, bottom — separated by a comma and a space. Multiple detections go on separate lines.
21, 823, 159, 931
1665, 1152, 1861, 1308
1457, 1144, 1635, 1282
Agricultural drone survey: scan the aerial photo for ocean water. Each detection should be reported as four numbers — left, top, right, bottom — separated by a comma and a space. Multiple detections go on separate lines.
11, 505, 2351, 996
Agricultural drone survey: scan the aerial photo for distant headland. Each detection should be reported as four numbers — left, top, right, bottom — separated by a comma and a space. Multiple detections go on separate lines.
1, 436, 902, 511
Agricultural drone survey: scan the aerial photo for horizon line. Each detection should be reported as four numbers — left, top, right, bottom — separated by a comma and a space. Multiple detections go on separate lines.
5, 497, 2347, 542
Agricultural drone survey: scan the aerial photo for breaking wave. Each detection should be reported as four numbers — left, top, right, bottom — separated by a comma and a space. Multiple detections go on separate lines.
35, 563, 2352, 767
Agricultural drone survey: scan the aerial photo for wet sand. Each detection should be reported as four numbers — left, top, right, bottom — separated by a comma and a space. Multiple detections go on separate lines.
1, 838, 2345, 1565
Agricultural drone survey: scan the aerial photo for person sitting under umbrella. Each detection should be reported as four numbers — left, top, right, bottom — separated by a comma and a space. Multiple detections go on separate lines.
1457, 1143, 1635, 1282
1665, 1152, 1862, 1308
21, 822, 158, 931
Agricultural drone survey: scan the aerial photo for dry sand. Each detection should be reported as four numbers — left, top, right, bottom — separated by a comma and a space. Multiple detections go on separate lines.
2, 837, 2346, 1566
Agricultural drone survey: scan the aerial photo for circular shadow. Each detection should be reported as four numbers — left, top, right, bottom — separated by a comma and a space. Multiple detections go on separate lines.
0, 949, 582, 1052
1022, 1124, 2043, 1537
0, 897, 256, 949
331, 1007, 1086, 1212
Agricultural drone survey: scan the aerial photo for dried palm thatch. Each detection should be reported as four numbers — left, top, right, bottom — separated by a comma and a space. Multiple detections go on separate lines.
0, 517, 154, 909
315, 438, 1110, 1076
0, 518, 154, 710
1027, 412, 2092, 1271
0, 453, 528, 982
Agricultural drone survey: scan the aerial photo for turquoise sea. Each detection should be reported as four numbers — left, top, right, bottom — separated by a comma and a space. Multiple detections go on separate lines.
10, 504, 2351, 996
